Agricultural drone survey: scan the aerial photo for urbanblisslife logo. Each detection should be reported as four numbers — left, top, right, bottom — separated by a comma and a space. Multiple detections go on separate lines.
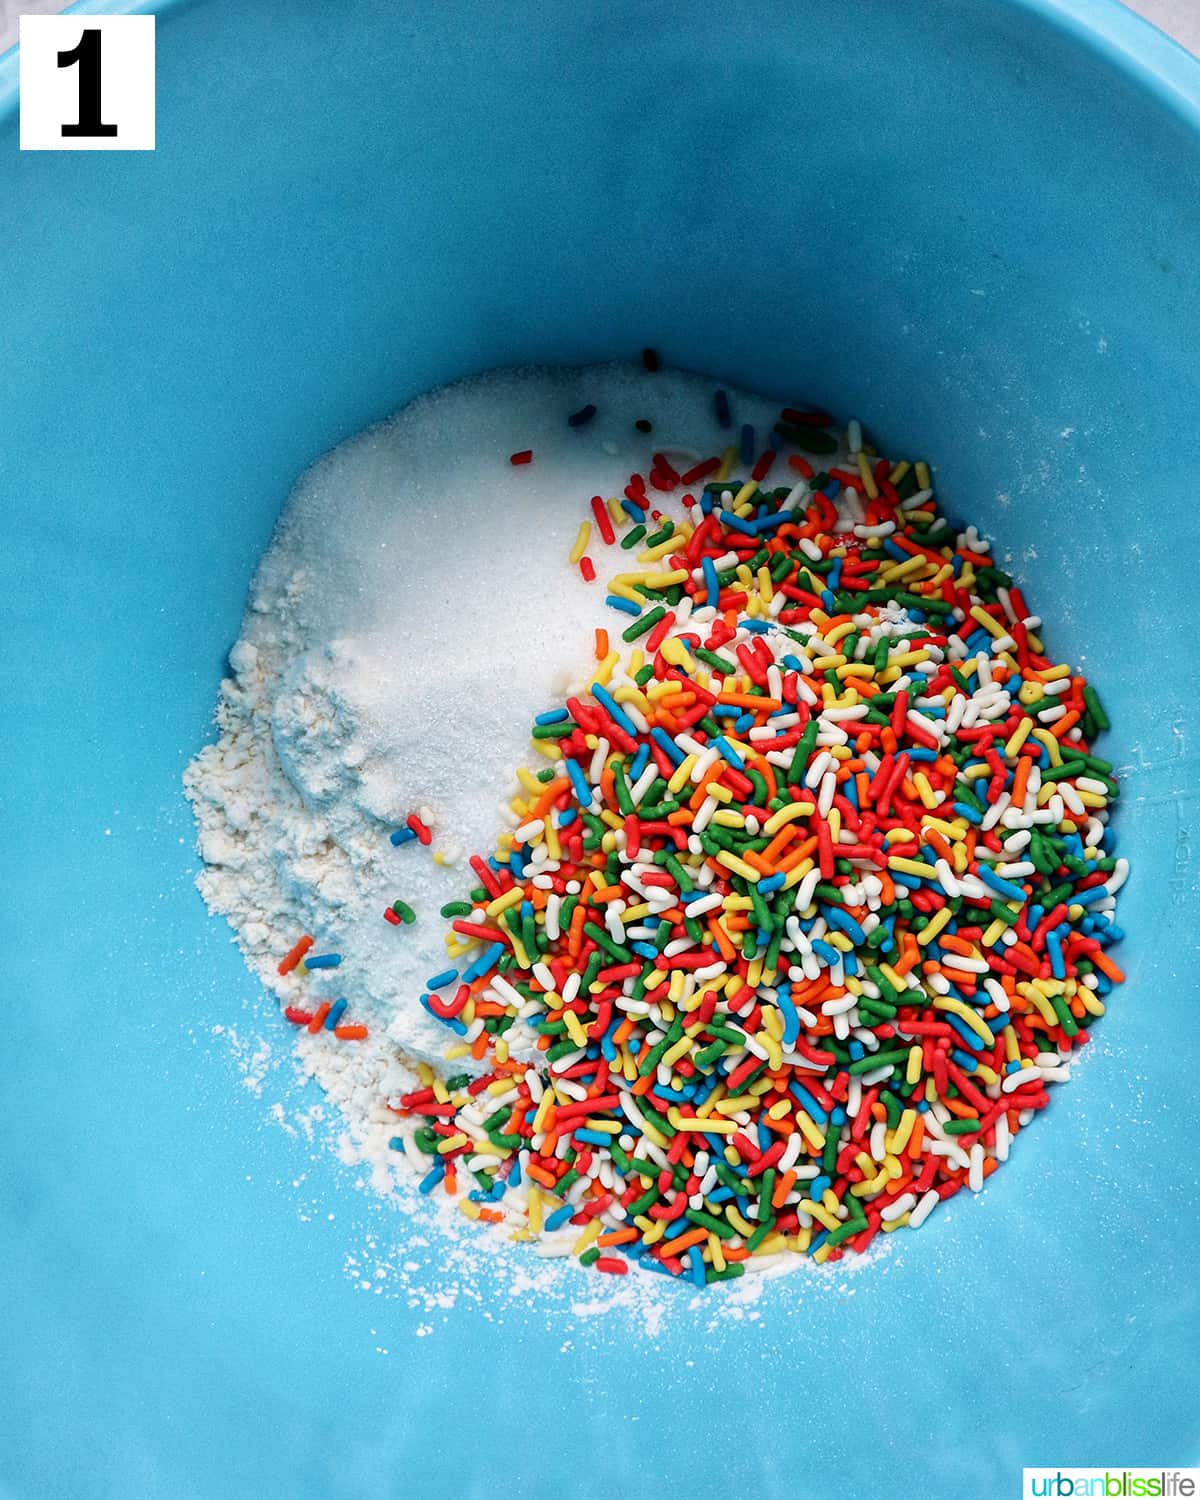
1024, 1472, 1198, 1498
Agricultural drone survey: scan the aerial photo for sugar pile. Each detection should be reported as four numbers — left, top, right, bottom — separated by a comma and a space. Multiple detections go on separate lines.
184, 361, 826, 1289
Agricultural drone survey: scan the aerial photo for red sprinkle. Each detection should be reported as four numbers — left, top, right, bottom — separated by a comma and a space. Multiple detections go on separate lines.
590, 494, 616, 545
579, 556, 597, 582
595, 1257, 629, 1275
406, 812, 432, 845
509, 449, 533, 465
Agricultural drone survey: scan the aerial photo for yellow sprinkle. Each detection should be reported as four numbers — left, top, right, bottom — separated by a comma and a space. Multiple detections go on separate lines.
799, 1199, 841, 1232
1031, 727, 1063, 766
856, 451, 879, 499
661, 636, 697, 673
734, 479, 759, 507
638, 536, 683, 563
912, 771, 939, 810
569, 520, 591, 565
724, 1205, 756, 1238
914, 461, 931, 489
668, 754, 697, 794
670, 1113, 738, 1134
716, 849, 762, 882
713, 1093, 757, 1116
880, 554, 926, 585
795, 1111, 825, 1152
527, 1186, 544, 1234
437, 1133, 468, 1155
934, 995, 993, 1044
969, 604, 1008, 640
572, 1219, 602, 1256
662, 1035, 693, 1069
458, 1198, 481, 1221
1004, 717, 1034, 758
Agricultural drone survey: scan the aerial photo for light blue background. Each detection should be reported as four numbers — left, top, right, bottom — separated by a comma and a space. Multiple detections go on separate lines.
2, 1, 1198, 1495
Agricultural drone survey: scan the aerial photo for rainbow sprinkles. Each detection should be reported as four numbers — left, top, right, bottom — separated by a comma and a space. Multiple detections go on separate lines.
362, 375, 1131, 1285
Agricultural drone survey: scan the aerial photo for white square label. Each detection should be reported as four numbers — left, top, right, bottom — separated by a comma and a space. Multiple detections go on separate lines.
19, 14, 155, 151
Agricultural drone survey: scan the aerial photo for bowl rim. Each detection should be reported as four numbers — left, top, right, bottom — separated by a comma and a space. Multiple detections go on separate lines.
2, 0, 1200, 129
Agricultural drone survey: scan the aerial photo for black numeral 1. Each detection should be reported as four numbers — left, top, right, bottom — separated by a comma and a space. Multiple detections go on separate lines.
58, 29, 118, 138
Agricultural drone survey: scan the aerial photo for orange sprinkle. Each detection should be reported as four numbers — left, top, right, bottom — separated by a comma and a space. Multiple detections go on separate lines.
277, 934, 313, 975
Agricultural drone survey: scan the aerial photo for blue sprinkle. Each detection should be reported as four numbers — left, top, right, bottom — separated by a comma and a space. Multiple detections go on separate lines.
1046, 928, 1066, 980
324, 997, 348, 1031
714, 735, 745, 772
565, 758, 594, 806
606, 594, 642, 616
567, 402, 597, 427
535, 708, 569, 726
788, 1079, 826, 1122
419, 1163, 445, 1195
979, 865, 1026, 902
825, 907, 866, 943
757, 872, 786, 895
687, 1245, 707, 1288
304, 953, 341, 969
544, 1203, 576, 1232
719, 509, 758, 536
592, 682, 639, 736
651, 726, 686, 766
389, 827, 418, 846
714, 389, 731, 428
702, 555, 719, 608
775, 983, 800, 1049
463, 943, 505, 983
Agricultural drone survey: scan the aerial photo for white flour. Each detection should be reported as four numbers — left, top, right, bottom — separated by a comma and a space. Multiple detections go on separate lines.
184, 361, 883, 1327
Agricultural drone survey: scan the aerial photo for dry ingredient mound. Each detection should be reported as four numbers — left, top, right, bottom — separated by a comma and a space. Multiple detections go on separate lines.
184, 362, 794, 1182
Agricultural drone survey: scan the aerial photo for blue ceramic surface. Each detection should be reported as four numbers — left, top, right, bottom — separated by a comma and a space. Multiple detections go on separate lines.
2, 2, 1198, 1495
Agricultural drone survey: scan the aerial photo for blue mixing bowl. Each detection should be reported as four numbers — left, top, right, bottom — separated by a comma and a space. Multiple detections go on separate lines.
3, 1, 1199, 1495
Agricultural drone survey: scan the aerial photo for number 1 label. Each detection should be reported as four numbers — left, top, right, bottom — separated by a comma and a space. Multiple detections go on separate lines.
20, 15, 155, 152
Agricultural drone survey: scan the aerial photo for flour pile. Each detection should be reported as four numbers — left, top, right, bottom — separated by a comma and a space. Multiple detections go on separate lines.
184, 362, 791, 1197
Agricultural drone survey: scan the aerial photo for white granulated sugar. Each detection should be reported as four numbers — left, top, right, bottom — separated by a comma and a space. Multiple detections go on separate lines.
186, 360, 857, 1329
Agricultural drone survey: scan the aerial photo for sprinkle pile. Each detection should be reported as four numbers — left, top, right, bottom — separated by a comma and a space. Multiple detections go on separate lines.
390, 394, 1128, 1283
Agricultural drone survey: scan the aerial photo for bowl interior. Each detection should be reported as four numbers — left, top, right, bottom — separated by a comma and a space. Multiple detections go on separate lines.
3, 1, 1200, 1495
